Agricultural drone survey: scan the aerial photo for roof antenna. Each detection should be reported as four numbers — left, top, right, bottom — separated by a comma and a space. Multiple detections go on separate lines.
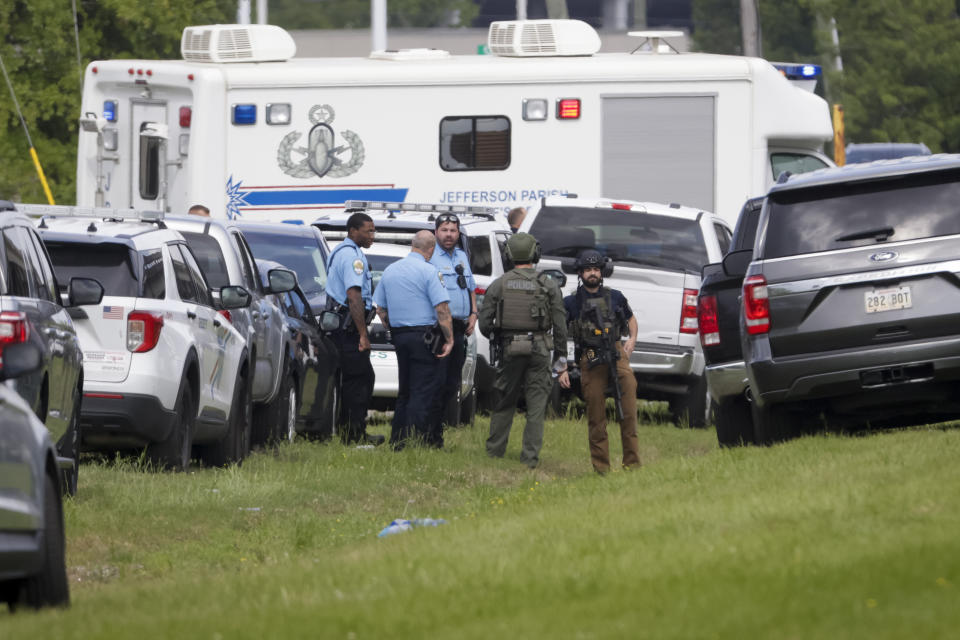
87, 222, 97, 233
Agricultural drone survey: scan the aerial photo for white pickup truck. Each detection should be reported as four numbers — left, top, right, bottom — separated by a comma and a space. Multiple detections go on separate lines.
521, 195, 732, 426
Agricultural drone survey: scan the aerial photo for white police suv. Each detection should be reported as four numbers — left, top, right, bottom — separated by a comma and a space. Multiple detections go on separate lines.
34, 206, 253, 470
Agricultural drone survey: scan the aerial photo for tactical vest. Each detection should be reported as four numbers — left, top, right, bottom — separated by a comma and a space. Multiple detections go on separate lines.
498, 269, 551, 332
572, 287, 624, 347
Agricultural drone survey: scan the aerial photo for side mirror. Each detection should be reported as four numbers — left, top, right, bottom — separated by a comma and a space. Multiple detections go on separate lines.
722, 249, 753, 278
319, 309, 341, 332
68, 277, 104, 307
540, 269, 567, 289
220, 285, 252, 309
0, 342, 43, 381
267, 268, 297, 294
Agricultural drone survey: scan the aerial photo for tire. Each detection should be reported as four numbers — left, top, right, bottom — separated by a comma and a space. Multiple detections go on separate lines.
443, 389, 462, 428
669, 374, 710, 428
715, 395, 755, 447
58, 386, 82, 497
459, 386, 477, 426
147, 385, 194, 471
751, 401, 802, 445
546, 380, 565, 419
202, 371, 250, 467
14, 473, 69, 610
277, 376, 298, 443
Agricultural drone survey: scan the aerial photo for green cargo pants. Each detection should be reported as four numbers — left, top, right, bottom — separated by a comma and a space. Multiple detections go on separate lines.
486, 348, 553, 468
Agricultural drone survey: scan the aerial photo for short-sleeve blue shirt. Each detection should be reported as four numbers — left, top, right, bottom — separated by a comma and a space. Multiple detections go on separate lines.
429, 245, 475, 320
326, 238, 372, 310
373, 252, 450, 327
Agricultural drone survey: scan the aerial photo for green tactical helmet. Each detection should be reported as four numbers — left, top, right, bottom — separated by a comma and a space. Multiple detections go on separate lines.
505, 232, 542, 264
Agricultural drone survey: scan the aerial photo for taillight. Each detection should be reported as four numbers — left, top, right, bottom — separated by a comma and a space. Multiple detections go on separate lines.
0, 312, 30, 357
557, 98, 581, 119
218, 309, 232, 324
743, 275, 770, 334
474, 287, 486, 296
679, 288, 699, 334
127, 312, 164, 352
698, 295, 720, 346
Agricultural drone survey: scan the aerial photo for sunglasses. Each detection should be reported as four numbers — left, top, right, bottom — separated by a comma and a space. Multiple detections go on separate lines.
454, 263, 468, 289
436, 213, 461, 228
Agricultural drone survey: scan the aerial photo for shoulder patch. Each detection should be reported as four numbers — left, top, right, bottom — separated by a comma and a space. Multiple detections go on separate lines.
438, 270, 444, 282
353, 259, 364, 275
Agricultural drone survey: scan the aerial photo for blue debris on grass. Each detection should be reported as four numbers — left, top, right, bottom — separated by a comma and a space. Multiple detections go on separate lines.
377, 518, 448, 538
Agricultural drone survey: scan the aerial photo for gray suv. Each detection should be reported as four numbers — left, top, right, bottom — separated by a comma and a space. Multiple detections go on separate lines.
739, 155, 960, 443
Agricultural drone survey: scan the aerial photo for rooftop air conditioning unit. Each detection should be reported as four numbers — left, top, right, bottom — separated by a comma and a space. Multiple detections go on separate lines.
181, 24, 296, 63
487, 19, 601, 57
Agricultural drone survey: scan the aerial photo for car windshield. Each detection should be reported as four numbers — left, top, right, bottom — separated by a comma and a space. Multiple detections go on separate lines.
529, 206, 708, 273
242, 229, 328, 301
45, 241, 140, 298
180, 232, 230, 288
764, 168, 960, 259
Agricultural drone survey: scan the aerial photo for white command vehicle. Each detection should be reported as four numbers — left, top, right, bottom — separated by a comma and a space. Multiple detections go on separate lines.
75, 20, 833, 228
31, 206, 253, 470
523, 195, 731, 427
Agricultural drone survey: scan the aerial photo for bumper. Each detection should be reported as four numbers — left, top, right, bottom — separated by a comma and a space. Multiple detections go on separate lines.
370, 348, 399, 398
79, 392, 178, 449
747, 335, 960, 408
629, 342, 703, 377
706, 360, 748, 403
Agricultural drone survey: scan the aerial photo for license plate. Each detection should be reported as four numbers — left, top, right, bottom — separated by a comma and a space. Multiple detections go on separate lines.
865, 286, 912, 313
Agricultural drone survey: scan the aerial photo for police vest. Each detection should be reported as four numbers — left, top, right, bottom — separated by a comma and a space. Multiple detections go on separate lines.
571, 287, 624, 347
499, 269, 551, 332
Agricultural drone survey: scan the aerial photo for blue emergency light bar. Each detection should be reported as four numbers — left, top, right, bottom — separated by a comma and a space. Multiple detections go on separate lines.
103, 100, 117, 122
772, 63, 822, 79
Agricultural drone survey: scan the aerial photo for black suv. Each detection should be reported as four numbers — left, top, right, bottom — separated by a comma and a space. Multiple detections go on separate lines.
738, 155, 960, 443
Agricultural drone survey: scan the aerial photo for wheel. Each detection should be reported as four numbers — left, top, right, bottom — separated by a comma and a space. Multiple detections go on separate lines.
58, 386, 82, 496
669, 375, 710, 428
13, 473, 69, 610
147, 385, 194, 471
443, 388, 462, 427
715, 395, 755, 447
751, 401, 802, 445
202, 371, 250, 467
278, 378, 298, 443
546, 380, 566, 419
459, 386, 477, 426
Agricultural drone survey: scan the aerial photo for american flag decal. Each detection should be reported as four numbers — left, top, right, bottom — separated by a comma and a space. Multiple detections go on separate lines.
102, 305, 123, 319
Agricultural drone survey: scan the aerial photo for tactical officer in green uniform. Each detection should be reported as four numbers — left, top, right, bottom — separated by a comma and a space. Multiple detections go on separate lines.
478, 232, 567, 469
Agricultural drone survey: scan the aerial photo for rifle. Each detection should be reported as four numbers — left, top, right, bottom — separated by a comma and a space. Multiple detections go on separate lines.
590, 305, 625, 421
489, 331, 504, 369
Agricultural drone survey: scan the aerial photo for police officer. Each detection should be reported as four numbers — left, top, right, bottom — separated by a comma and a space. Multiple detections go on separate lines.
558, 250, 640, 474
325, 211, 384, 445
478, 232, 567, 469
429, 212, 477, 440
374, 230, 453, 449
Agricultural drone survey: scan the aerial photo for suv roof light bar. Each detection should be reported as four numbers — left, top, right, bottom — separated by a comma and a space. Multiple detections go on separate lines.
17, 203, 165, 223
344, 200, 498, 219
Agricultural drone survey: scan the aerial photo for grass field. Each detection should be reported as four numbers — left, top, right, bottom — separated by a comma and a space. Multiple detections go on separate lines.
3, 408, 960, 639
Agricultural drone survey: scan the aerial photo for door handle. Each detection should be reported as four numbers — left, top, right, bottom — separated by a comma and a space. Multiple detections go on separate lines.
187, 311, 197, 320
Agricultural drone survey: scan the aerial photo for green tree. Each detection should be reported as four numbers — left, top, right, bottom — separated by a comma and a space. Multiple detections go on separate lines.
268, 0, 479, 30
0, 0, 233, 203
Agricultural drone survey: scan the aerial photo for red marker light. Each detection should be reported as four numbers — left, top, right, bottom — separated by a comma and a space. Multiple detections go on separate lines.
92, 66, 98, 74
188, 73, 195, 81
611, 203, 631, 210
128, 68, 134, 75
179, 106, 192, 128
146, 69, 153, 76
557, 98, 581, 119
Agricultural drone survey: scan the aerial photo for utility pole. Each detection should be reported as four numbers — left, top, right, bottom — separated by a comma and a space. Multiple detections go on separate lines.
739, 0, 760, 57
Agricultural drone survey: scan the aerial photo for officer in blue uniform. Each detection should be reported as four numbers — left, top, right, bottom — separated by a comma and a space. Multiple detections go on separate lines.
428, 212, 478, 442
374, 230, 453, 449
325, 211, 384, 445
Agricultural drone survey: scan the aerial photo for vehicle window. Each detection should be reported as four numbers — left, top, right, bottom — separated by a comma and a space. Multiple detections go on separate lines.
168, 244, 199, 303
764, 169, 960, 259
283, 288, 313, 323
440, 116, 510, 171
232, 233, 259, 293
530, 206, 709, 273
468, 235, 492, 276
24, 228, 57, 302
770, 152, 829, 181
140, 250, 166, 299
180, 245, 213, 307
733, 207, 762, 252
3, 228, 31, 297
366, 253, 401, 293
242, 230, 328, 301
181, 231, 230, 289
46, 241, 139, 298
713, 223, 732, 255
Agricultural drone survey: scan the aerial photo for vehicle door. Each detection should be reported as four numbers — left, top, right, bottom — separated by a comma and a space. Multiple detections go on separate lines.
131, 100, 167, 210
23, 225, 82, 440
281, 287, 324, 424
232, 230, 280, 402
1, 225, 47, 422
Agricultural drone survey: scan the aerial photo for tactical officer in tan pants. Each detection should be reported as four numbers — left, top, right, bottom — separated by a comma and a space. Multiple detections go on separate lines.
479, 233, 567, 469
558, 250, 641, 474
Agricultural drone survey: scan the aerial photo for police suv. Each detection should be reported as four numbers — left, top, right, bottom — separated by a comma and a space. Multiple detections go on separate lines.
33, 206, 253, 470
523, 195, 731, 426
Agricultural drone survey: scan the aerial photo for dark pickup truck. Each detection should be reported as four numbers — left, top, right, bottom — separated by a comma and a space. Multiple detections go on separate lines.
698, 197, 764, 446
